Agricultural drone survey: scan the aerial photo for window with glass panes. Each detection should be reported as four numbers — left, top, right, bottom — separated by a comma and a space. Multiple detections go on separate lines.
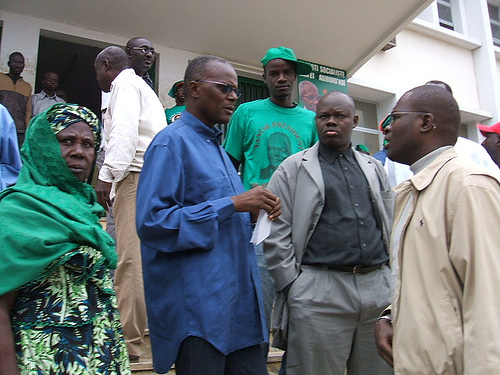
352, 100, 381, 156
437, 0, 454, 30
489, 3, 500, 47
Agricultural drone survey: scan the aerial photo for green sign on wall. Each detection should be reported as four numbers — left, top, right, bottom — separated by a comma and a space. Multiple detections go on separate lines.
297, 60, 348, 112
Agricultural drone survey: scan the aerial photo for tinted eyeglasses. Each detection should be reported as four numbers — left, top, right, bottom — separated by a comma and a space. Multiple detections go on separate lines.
197, 80, 241, 98
129, 46, 156, 56
387, 111, 430, 125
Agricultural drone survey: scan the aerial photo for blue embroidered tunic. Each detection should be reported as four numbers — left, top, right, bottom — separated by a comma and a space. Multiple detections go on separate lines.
136, 111, 267, 374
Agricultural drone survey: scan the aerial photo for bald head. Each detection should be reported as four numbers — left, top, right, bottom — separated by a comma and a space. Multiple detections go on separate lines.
405, 85, 460, 139
385, 85, 460, 165
425, 80, 453, 95
95, 46, 128, 70
317, 91, 356, 113
315, 91, 358, 152
94, 46, 129, 92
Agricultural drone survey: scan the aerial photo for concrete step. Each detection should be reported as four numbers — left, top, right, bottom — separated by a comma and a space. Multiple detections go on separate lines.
131, 331, 284, 374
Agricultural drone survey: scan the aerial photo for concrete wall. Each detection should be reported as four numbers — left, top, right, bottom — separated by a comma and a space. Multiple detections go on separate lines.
0, 10, 198, 109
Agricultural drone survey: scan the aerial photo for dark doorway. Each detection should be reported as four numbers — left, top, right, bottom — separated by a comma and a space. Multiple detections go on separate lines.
35, 36, 103, 117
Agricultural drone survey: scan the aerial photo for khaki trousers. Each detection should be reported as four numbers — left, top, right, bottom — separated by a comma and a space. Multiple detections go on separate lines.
113, 172, 147, 357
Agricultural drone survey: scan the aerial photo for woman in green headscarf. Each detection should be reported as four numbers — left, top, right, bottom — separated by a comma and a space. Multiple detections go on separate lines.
0, 103, 130, 374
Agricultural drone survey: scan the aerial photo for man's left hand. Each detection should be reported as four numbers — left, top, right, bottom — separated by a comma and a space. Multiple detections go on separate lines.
375, 318, 394, 367
96, 179, 113, 211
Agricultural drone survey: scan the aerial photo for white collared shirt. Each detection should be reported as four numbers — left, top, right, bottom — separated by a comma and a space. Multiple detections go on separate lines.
98, 68, 167, 188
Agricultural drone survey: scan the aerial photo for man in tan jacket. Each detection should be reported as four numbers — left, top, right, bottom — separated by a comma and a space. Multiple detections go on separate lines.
376, 84, 500, 374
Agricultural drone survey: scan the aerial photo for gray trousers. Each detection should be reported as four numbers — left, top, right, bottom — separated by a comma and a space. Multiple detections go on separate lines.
286, 265, 393, 375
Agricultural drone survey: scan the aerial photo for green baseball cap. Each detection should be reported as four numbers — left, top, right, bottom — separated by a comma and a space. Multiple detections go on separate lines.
168, 80, 184, 98
261, 47, 312, 75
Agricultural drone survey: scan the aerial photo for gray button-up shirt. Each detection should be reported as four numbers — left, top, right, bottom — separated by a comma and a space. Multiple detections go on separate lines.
302, 144, 388, 267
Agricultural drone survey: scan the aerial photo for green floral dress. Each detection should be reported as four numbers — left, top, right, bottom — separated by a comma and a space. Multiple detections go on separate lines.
10, 246, 130, 375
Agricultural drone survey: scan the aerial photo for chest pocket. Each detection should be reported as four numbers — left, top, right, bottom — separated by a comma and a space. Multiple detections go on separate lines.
199, 176, 235, 201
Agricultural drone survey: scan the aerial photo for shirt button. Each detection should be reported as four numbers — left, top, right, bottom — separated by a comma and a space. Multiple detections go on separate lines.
362, 243, 367, 248
344, 167, 348, 171
349, 185, 354, 189
354, 203, 359, 207
360, 221, 364, 225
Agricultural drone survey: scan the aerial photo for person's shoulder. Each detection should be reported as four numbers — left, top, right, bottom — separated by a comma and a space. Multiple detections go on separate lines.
147, 122, 177, 150
293, 105, 315, 117
0, 73, 10, 84
13, 76, 32, 91
233, 99, 267, 114
437, 153, 500, 188
20, 77, 32, 88
115, 69, 142, 85
156, 118, 186, 138
355, 149, 382, 165
282, 145, 317, 167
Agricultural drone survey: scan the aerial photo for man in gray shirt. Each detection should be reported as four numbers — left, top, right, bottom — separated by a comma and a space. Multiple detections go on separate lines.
32, 71, 66, 117
264, 91, 394, 375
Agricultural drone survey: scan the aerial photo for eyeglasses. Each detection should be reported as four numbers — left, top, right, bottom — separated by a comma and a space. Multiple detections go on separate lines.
387, 111, 430, 125
197, 80, 241, 98
128, 46, 156, 56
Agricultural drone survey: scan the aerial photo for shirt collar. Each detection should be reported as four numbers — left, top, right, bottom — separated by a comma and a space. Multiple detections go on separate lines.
142, 73, 154, 88
410, 146, 452, 175
41, 89, 57, 99
319, 142, 354, 164
181, 111, 222, 142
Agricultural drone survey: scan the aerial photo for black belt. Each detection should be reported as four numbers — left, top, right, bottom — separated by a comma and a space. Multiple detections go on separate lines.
307, 262, 387, 274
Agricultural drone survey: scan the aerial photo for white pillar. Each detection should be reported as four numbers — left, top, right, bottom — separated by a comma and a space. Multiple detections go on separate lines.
464, 0, 500, 126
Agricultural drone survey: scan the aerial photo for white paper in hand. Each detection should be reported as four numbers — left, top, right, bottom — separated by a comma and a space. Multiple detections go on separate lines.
250, 209, 272, 245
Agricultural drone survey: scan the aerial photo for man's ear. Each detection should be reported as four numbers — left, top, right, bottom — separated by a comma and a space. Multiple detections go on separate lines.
352, 114, 359, 129
420, 113, 435, 133
103, 59, 111, 72
189, 80, 199, 99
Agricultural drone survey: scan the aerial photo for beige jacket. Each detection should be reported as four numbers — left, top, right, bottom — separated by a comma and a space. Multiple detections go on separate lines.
392, 148, 500, 375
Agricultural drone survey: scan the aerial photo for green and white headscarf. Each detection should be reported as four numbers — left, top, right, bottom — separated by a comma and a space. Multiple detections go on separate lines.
46, 102, 102, 150
0, 103, 116, 295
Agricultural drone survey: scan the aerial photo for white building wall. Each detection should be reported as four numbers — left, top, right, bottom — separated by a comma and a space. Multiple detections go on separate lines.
0, 10, 198, 108
351, 0, 500, 147
1, 1, 498, 131
353, 28, 481, 110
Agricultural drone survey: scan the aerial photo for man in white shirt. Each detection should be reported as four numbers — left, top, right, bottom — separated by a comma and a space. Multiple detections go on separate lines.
94, 45, 167, 363
31, 72, 66, 117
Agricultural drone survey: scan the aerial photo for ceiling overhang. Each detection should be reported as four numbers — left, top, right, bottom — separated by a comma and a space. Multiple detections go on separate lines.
2, 0, 434, 75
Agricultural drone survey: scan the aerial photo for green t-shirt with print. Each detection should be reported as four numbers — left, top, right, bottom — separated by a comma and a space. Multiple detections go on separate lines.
165, 105, 186, 124
223, 98, 317, 190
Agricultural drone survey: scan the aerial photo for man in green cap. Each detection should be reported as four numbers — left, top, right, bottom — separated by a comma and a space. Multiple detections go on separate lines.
164, 80, 186, 124
223, 46, 318, 362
